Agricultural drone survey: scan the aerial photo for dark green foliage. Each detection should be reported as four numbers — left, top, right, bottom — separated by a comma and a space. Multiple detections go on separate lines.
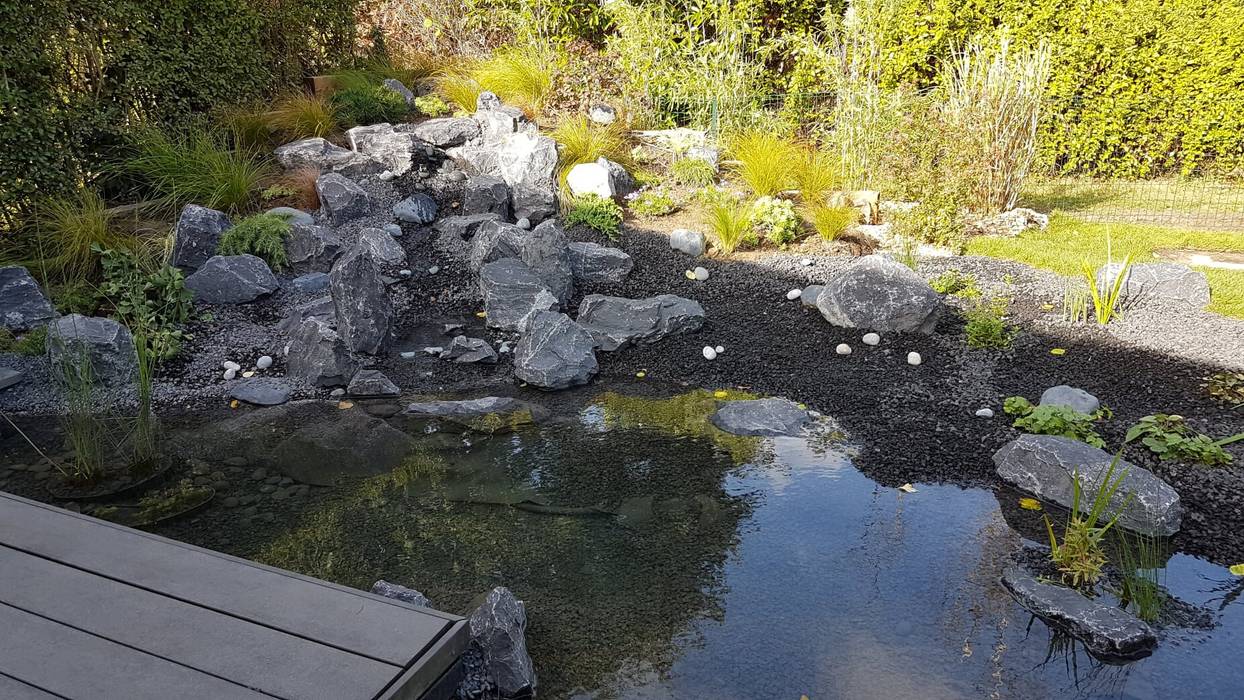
565, 194, 624, 238
123, 128, 272, 214
1003, 396, 1108, 448
1125, 414, 1233, 466
96, 246, 193, 359
0, 326, 47, 356
331, 84, 410, 127
217, 214, 291, 270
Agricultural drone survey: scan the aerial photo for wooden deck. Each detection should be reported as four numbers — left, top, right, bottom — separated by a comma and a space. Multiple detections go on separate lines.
0, 492, 468, 700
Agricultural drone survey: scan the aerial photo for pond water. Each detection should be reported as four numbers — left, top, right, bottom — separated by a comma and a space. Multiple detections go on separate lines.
5, 389, 1244, 698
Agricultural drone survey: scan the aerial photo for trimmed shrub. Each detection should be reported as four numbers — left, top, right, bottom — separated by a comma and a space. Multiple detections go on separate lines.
565, 194, 624, 238
217, 214, 291, 270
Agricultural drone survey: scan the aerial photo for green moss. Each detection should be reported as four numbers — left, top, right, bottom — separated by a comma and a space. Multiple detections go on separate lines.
595, 389, 762, 464
0, 325, 46, 356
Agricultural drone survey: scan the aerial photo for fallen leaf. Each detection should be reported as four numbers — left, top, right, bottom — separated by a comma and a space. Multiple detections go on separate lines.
242, 370, 255, 378
797, 403, 807, 410
684, 270, 696, 280
713, 390, 729, 399
475, 311, 487, 318
1041, 303, 1054, 311
1230, 564, 1244, 576
636, 371, 646, 378
229, 399, 239, 409
1019, 497, 1042, 511
898, 483, 917, 493
1050, 348, 1066, 356
337, 400, 354, 410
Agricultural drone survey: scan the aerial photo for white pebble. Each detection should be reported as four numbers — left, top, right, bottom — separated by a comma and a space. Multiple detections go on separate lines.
222, 360, 241, 372
715, 345, 724, 354
378, 170, 395, 181
499, 341, 512, 354
223, 368, 237, 380
907, 351, 922, 366
693, 266, 709, 281
428, 266, 440, 274
801, 258, 813, 267
399, 269, 413, 277
835, 344, 852, 355
975, 408, 995, 418
422, 346, 444, 355
400, 351, 417, 359
702, 346, 718, 360
256, 355, 273, 370
786, 289, 802, 301
330, 388, 345, 397
862, 332, 880, 346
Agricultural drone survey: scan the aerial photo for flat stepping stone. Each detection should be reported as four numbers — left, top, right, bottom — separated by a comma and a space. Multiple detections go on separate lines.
228, 378, 291, 406
710, 397, 810, 437
0, 367, 23, 391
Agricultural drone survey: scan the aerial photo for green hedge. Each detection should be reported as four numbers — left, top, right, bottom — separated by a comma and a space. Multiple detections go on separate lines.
0, 0, 358, 230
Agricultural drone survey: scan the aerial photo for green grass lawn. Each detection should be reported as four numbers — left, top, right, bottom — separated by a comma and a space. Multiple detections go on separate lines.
965, 214, 1244, 319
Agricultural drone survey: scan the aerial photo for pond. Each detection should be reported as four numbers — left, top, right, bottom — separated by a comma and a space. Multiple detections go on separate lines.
3, 388, 1243, 699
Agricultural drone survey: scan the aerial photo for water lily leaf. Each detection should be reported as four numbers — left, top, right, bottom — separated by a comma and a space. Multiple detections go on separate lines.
898, 483, 916, 493
1230, 564, 1244, 576
1050, 348, 1066, 356
1019, 497, 1042, 511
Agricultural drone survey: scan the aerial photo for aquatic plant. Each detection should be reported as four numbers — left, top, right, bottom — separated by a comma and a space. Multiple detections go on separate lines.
1125, 414, 1234, 467
1114, 530, 1166, 622
217, 213, 292, 270
129, 326, 157, 468
596, 389, 761, 465
1003, 396, 1108, 448
46, 323, 106, 483
1044, 453, 1131, 588
670, 158, 716, 187
565, 194, 624, 239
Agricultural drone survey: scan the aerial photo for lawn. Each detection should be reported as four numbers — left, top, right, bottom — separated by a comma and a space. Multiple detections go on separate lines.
965, 214, 1244, 319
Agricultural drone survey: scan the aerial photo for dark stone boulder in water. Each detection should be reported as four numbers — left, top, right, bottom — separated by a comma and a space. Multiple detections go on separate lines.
468, 587, 537, 699
1001, 567, 1156, 660
710, 397, 810, 437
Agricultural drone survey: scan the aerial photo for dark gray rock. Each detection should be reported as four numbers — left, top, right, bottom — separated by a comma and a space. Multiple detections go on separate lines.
470, 219, 573, 304
435, 213, 502, 241
229, 378, 292, 406
816, 255, 942, 333
1039, 385, 1101, 415
1, 367, 24, 391
382, 78, 416, 107
0, 266, 56, 331
497, 133, 558, 223
277, 295, 335, 334
800, 285, 824, 308
710, 398, 810, 437
371, 580, 431, 608
405, 117, 480, 148
316, 173, 371, 226
993, 434, 1182, 536
286, 318, 356, 387
402, 397, 545, 434
265, 206, 314, 226
468, 587, 537, 699
576, 294, 705, 351
513, 311, 597, 390
568, 242, 633, 285
464, 175, 512, 218
1096, 262, 1211, 309
45, 314, 136, 386
440, 336, 498, 364
185, 255, 279, 304
346, 123, 418, 176
669, 228, 705, 257
1001, 567, 1156, 660
358, 227, 407, 266
330, 247, 392, 354
478, 259, 559, 332
291, 272, 331, 294
347, 369, 400, 397
171, 205, 232, 271
285, 223, 344, 272
393, 193, 438, 224
274, 137, 385, 177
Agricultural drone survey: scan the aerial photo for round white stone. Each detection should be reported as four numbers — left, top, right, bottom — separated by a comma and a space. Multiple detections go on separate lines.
400, 351, 417, 359
399, 269, 413, 277
975, 408, 995, 418
693, 266, 709, 281
256, 355, 273, 370
786, 289, 802, 301
907, 352, 922, 366
835, 344, 852, 355
330, 388, 345, 397
223, 368, 237, 380
715, 345, 724, 354
801, 258, 813, 267
862, 332, 880, 346
428, 266, 440, 274
222, 360, 241, 371
422, 346, 444, 355
702, 346, 718, 360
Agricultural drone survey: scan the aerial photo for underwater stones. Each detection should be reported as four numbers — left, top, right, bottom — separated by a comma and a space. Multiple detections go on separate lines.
800, 285, 824, 308
347, 369, 400, 397
285, 223, 344, 272
330, 247, 393, 354
463, 175, 512, 218
286, 318, 356, 387
440, 336, 499, 364
479, 258, 560, 332
710, 397, 811, 437
816, 255, 942, 333
565, 157, 636, 201
469, 587, 537, 700
358, 227, 407, 266
45, 315, 137, 386
403, 397, 543, 432
513, 311, 598, 390
316, 173, 371, 226
228, 378, 291, 406
1095, 262, 1211, 309
0, 266, 56, 331
669, 228, 705, 257
170, 204, 232, 271
370, 580, 431, 608
393, 193, 438, 224
0, 367, 22, 391
576, 294, 705, 351
185, 255, 279, 304
1001, 567, 1156, 660
567, 242, 633, 286
993, 434, 1182, 536
406, 117, 480, 148
1039, 385, 1101, 415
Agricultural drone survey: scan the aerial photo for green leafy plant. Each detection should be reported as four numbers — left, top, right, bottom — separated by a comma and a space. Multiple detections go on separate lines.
1203, 372, 1244, 407
1125, 414, 1235, 466
96, 246, 193, 360
930, 269, 981, 298
1004, 396, 1108, 447
565, 194, 623, 238
1044, 453, 1132, 588
124, 128, 272, 213
805, 203, 856, 242
268, 93, 339, 139
728, 130, 797, 197
0, 326, 46, 356
670, 158, 717, 187
217, 213, 291, 270
629, 190, 676, 217
964, 296, 1013, 349
892, 194, 965, 248
704, 197, 753, 254
414, 94, 451, 117
750, 196, 801, 246
551, 116, 634, 185
1114, 530, 1166, 622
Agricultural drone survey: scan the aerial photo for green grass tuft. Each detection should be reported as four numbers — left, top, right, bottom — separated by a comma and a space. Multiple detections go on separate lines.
268, 93, 340, 140
565, 194, 624, 239
704, 197, 753, 255
551, 116, 634, 186
124, 128, 272, 214
727, 130, 797, 197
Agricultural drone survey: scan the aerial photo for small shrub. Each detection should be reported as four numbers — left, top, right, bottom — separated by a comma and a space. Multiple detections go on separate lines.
1044, 453, 1131, 588
1003, 396, 1108, 447
893, 194, 965, 248
0, 326, 46, 356
552, 116, 633, 184
632, 169, 663, 188
565, 195, 623, 238
629, 190, 676, 217
805, 204, 856, 242
414, 94, 451, 117
217, 214, 291, 270
728, 130, 797, 197
930, 270, 981, 298
125, 128, 271, 213
794, 148, 840, 205
1203, 372, 1244, 407
670, 158, 717, 187
268, 93, 339, 140
1125, 414, 1233, 467
474, 45, 555, 116
331, 84, 409, 127
964, 296, 1013, 349
96, 246, 193, 360
704, 197, 752, 255
750, 196, 801, 246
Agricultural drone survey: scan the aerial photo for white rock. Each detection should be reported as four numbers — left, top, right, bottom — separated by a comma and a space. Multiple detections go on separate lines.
422, 346, 444, 355
693, 266, 709, 281
378, 170, 395, 182
499, 341, 512, 354
862, 332, 880, 346
256, 355, 273, 370
399, 269, 413, 277
907, 351, 922, 366
801, 258, 813, 267
975, 408, 995, 418
399, 351, 417, 359
702, 346, 718, 360
835, 344, 852, 355
715, 345, 724, 354
330, 388, 346, 397
223, 368, 237, 380
517, 218, 531, 230
428, 266, 440, 274
786, 289, 802, 301
222, 360, 241, 371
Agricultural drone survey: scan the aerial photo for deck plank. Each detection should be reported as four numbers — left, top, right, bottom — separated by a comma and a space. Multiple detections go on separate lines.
0, 493, 451, 666
0, 603, 267, 700
0, 545, 401, 700
0, 672, 63, 699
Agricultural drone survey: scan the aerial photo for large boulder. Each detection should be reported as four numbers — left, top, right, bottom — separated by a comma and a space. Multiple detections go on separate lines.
496, 132, 558, 223
274, 137, 385, 177
286, 318, 356, 387
45, 315, 136, 386
0, 266, 56, 331
1001, 567, 1156, 660
170, 205, 232, 271
710, 398, 810, 437
404, 118, 480, 148
393, 193, 438, 224
185, 255, 279, 304
565, 157, 636, 201
330, 247, 392, 354
1038, 385, 1100, 415
468, 587, 537, 699
513, 311, 598, 390
993, 434, 1182, 536
576, 294, 705, 351
816, 255, 942, 333
567, 242, 633, 286
358, 227, 407, 266
470, 220, 573, 304
464, 175, 512, 218
285, 224, 344, 273
1095, 262, 1211, 309
347, 123, 417, 176
316, 173, 371, 226
478, 259, 559, 332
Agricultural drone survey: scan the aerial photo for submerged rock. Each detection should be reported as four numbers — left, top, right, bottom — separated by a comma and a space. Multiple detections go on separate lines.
993, 434, 1182, 536
816, 255, 942, 333
170, 205, 232, 271
403, 396, 544, 433
0, 266, 56, 331
185, 255, 279, 304
1001, 567, 1156, 660
710, 397, 810, 437
1038, 385, 1101, 415
228, 378, 291, 406
370, 580, 431, 608
576, 294, 705, 351
45, 315, 136, 386
468, 587, 537, 699
513, 311, 598, 390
